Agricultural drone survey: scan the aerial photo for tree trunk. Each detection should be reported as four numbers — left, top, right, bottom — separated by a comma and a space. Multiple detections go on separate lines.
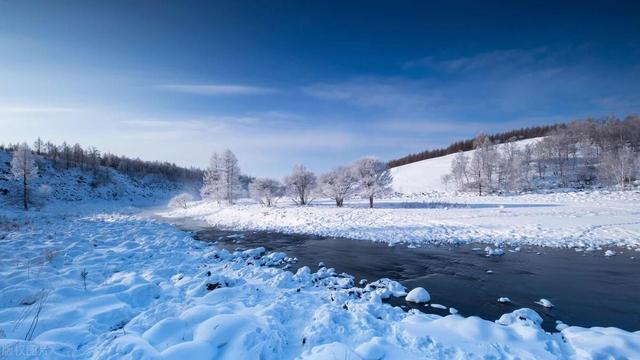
23, 173, 28, 210
369, 196, 373, 208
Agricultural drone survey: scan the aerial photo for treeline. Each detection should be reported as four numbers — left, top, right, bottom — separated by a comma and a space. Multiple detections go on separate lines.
388, 124, 558, 168
197, 149, 393, 208
0, 139, 202, 183
444, 115, 640, 194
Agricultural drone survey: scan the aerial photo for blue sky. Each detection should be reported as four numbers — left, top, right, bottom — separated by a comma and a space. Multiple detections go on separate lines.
1, 1, 639, 177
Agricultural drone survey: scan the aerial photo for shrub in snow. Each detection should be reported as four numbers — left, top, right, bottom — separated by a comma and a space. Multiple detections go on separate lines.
249, 178, 284, 207
169, 193, 194, 209
405, 287, 431, 303
284, 164, 317, 205
37, 184, 51, 199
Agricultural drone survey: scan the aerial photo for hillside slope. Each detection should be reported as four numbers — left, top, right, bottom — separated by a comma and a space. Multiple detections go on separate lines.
0, 148, 198, 211
391, 138, 541, 194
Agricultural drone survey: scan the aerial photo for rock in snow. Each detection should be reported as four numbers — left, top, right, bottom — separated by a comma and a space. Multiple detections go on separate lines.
405, 287, 431, 303
498, 297, 512, 303
605, 250, 617, 257
535, 298, 554, 308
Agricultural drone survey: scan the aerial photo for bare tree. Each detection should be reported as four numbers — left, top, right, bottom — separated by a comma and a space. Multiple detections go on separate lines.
284, 165, 317, 205
352, 157, 392, 208
250, 178, 284, 206
33, 138, 44, 155
11, 143, 38, 210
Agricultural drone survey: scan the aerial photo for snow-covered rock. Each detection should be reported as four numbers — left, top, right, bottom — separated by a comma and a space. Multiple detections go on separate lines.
405, 287, 431, 303
535, 298, 554, 308
497, 297, 512, 303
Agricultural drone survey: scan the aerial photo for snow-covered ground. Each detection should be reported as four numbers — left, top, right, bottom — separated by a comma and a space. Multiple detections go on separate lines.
1, 205, 639, 359
163, 189, 640, 250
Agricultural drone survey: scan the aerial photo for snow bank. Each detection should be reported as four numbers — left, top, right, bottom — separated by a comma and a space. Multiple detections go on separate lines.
1, 207, 638, 359
163, 190, 640, 249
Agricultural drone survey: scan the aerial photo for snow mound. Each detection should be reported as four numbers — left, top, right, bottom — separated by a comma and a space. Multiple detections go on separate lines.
405, 287, 431, 303
535, 298, 555, 308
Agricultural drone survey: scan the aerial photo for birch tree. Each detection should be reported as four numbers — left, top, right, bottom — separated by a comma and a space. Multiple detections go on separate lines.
598, 146, 638, 189
11, 143, 38, 210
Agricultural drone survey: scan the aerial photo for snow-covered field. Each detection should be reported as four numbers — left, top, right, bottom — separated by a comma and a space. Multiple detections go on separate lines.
1, 205, 639, 359
163, 189, 640, 250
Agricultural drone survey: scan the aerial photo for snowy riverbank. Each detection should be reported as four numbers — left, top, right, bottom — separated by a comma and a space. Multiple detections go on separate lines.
0, 205, 639, 359
163, 190, 640, 250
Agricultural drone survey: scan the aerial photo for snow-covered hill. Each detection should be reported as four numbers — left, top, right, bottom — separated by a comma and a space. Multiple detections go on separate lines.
0, 148, 197, 211
390, 138, 541, 194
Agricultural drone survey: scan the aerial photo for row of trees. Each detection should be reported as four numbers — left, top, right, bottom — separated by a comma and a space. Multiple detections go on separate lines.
388, 124, 557, 168
444, 116, 640, 194
199, 151, 393, 208
2, 139, 202, 183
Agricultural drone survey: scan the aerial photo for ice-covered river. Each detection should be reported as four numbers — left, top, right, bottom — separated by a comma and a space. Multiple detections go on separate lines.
171, 218, 640, 332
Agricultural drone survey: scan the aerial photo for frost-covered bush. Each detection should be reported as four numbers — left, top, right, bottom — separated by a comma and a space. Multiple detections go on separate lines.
250, 178, 284, 207
169, 193, 194, 209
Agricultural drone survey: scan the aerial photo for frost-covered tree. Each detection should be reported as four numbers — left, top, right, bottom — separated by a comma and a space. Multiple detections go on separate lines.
284, 165, 317, 205
598, 146, 638, 189
319, 166, 358, 207
250, 178, 284, 206
60, 142, 72, 169
200, 150, 242, 204
33, 138, 43, 155
450, 151, 469, 189
220, 149, 241, 204
169, 193, 193, 209
468, 134, 496, 195
201, 153, 223, 202
352, 157, 392, 208
497, 140, 526, 192
11, 143, 38, 210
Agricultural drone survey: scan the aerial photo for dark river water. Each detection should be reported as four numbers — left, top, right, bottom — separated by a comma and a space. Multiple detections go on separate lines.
169, 217, 640, 332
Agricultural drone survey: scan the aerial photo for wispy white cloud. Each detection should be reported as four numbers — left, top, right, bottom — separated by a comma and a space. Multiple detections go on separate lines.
404, 47, 553, 73
303, 77, 444, 111
0, 105, 83, 114
158, 84, 276, 96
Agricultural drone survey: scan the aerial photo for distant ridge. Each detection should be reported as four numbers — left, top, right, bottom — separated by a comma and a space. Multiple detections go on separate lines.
388, 123, 557, 168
